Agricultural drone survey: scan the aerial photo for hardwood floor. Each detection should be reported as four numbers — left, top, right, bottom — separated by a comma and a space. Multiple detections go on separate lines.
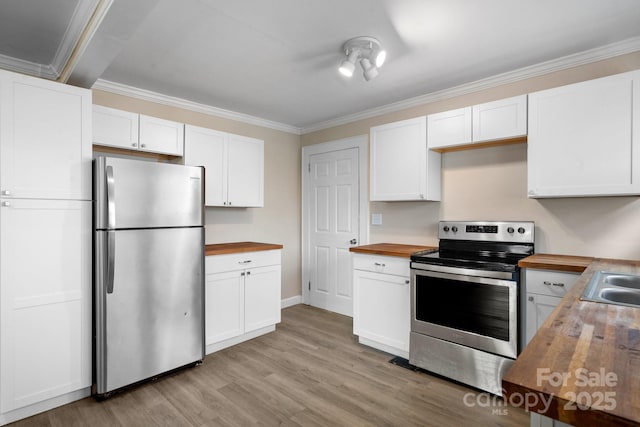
10, 305, 529, 426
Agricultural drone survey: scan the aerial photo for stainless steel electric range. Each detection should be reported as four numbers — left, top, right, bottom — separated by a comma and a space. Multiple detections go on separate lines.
409, 220, 534, 396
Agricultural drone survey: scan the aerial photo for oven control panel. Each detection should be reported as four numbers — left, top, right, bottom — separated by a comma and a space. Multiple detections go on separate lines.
438, 221, 534, 243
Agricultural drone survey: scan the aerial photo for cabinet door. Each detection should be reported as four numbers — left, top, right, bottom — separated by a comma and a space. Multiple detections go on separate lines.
244, 264, 281, 333
427, 107, 472, 149
205, 270, 244, 347
0, 199, 91, 412
472, 95, 527, 142
525, 293, 562, 344
353, 269, 410, 353
184, 125, 228, 206
528, 71, 640, 197
92, 105, 139, 150
226, 134, 264, 207
370, 116, 441, 201
139, 114, 184, 156
0, 70, 91, 200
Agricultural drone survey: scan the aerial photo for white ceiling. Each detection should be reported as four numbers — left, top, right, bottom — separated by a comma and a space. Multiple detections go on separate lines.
3, 0, 640, 133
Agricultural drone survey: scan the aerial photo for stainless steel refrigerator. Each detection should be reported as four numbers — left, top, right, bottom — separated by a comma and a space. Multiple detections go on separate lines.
93, 156, 205, 396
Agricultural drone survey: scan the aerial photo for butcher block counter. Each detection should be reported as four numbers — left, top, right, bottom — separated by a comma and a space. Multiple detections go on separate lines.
519, 253, 594, 273
205, 241, 283, 256
503, 258, 640, 426
348, 243, 437, 258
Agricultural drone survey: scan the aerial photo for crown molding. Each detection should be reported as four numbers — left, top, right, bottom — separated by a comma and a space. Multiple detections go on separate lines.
0, 53, 59, 79
301, 36, 640, 134
92, 79, 303, 135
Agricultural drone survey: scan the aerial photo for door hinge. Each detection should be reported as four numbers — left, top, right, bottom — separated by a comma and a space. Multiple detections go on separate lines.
308, 163, 310, 173
308, 281, 311, 290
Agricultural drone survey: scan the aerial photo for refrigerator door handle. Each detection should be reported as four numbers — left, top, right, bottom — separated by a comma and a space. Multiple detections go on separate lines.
106, 165, 116, 229
106, 231, 115, 294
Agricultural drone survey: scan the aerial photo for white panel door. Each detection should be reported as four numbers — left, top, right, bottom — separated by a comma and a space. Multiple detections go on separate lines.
184, 125, 228, 206
427, 107, 472, 149
0, 70, 91, 200
92, 105, 139, 150
353, 269, 410, 354
472, 95, 527, 142
0, 199, 91, 412
227, 134, 264, 207
525, 294, 561, 344
308, 148, 359, 316
528, 71, 639, 197
244, 265, 282, 332
205, 270, 244, 346
139, 114, 184, 156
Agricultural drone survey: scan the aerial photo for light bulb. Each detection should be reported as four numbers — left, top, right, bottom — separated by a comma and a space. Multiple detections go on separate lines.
375, 49, 386, 68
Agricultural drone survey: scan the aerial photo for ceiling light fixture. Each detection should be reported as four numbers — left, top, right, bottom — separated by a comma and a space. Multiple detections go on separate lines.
339, 36, 386, 81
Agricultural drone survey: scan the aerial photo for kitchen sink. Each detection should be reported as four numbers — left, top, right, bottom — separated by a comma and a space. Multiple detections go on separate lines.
582, 271, 640, 308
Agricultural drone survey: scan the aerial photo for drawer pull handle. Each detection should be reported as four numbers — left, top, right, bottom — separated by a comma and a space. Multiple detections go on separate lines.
238, 260, 252, 264
374, 262, 386, 267
543, 280, 565, 287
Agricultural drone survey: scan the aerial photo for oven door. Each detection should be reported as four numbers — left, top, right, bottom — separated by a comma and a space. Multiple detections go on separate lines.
411, 264, 518, 359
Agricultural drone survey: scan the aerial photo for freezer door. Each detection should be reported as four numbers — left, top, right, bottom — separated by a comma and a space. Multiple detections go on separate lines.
95, 156, 203, 229
95, 227, 204, 395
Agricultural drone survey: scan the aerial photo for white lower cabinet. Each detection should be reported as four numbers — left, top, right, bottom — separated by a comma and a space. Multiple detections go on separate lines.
524, 268, 579, 427
353, 254, 411, 358
205, 250, 281, 354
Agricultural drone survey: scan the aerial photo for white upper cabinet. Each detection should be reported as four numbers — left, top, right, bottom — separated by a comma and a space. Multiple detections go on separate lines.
472, 95, 527, 142
184, 125, 227, 206
0, 70, 92, 200
139, 114, 184, 156
184, 124, 264, 207
427, 107, 472, 149
226, 134, 264, 208
370, 116, 441, 201
427, 95, 527, 150
528, 71, 640, 197
92, 105, 139, 150
92, 105, 184, 156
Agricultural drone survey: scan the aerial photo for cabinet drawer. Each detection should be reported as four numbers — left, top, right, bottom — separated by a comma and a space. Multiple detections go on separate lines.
206, 249, 281, 274
525, 269, 579, 297
353, 254, 410, 277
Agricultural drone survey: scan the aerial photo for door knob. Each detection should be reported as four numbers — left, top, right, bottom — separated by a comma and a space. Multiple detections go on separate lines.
349, 238, 357, 245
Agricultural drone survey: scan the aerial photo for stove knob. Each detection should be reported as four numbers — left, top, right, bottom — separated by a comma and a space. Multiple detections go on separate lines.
451, 226, 458, 233
507, 227, 514, 234
443, 226, 450, 232
518, 227, 526, 234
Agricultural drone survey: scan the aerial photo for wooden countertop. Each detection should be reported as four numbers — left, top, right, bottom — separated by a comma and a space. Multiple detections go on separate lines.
503, 258, 640, 426
349, 243, 437, 258
205, 242, 283, 256
519, 253, 594, 273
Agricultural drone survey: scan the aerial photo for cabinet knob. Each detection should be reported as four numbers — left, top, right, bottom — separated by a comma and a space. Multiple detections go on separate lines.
247, 271, 251, 275
140, 144, 146, 148
528, 296, 534, 302
405, 280, 410, 285
1, 201, 11, 207
132, 143, 137, 147
2, 190, 10, 196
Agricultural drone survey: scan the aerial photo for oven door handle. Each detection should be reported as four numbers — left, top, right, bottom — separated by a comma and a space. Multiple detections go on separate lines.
410, 262, 515, 281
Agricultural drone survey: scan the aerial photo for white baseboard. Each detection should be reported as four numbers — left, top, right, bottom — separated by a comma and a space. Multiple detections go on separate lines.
281, 295, 302, 308
0, 387, 91, 426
